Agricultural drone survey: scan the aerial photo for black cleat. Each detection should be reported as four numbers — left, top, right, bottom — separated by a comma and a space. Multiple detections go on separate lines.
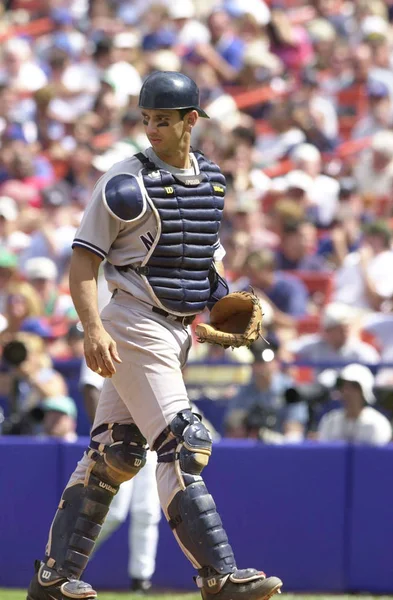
26, 560, 97, 600
197, 568, 283, 600
130, 578, 152, 594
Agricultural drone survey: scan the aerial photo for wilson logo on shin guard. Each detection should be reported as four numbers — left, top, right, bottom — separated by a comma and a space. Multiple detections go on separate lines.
134, 458, 142, 467
99, 481, 117, 494
41, 570, 51, 580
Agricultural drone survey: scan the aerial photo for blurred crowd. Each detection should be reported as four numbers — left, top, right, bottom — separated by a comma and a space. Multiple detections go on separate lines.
2, 0, 393, 444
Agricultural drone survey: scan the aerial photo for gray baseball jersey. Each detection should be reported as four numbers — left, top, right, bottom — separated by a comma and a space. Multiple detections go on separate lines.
72, 146, 225, 310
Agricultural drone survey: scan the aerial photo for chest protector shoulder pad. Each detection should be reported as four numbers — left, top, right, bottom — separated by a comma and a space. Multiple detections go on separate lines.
103, 173, 146, 223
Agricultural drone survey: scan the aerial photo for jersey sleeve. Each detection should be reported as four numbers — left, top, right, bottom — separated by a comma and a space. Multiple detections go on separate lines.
72, 175, 122, 260
213, 239, 226, 261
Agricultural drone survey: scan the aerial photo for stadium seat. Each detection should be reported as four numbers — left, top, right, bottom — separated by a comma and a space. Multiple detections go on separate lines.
296, 314, 321, 335
290, 271, 334, 306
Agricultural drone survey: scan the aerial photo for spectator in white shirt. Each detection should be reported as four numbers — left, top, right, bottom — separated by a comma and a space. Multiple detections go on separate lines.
290, 143, 340, 227
354, 130, 393, 202
351, 80, 392, 140
0, 39, 48, 94
333, 220, 393, 311
169, 0, 211, 51
290, 302, 380, 374
318, 364, 392, 445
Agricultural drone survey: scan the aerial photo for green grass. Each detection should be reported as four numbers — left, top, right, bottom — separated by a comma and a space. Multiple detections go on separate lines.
4, 592, 393, 600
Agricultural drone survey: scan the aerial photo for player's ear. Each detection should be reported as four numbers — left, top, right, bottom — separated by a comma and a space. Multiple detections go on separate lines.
187, 110, 198, 128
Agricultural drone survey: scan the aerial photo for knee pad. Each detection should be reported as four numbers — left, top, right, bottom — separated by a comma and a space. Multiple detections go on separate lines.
90, 423, 148, 488
155, 410, 212, 489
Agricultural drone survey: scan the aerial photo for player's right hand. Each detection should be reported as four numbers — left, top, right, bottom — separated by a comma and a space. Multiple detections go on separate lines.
84, 325, 122, 378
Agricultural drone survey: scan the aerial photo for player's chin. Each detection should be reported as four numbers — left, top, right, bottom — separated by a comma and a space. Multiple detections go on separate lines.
150, 139, 164, 150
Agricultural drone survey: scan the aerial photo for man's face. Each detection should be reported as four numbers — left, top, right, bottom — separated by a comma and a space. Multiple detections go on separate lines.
323, 324, 348, 349
141, 108, 192, 154
339, 381, 364, 409
29, 277, 53, 297
44, 410, 75, 438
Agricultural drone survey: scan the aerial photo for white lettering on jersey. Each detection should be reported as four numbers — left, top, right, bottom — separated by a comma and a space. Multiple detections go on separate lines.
140, 231, 155, 251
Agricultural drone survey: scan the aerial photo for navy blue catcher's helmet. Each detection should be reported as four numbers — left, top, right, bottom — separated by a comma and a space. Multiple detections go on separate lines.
138, 71, 209, 118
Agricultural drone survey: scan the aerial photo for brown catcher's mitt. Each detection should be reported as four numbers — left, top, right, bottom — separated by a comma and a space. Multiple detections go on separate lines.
196, 291, 263, 348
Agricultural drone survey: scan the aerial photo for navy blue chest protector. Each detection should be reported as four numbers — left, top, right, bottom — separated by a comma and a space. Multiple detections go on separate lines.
136, 151, 225, 315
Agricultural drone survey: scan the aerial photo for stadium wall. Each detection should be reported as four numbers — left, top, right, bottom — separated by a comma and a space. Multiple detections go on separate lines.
0, 438, 392, 592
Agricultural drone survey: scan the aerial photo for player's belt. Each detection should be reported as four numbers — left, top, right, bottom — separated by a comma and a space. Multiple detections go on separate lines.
152, 306, 196, 326
111, 288, 195, 326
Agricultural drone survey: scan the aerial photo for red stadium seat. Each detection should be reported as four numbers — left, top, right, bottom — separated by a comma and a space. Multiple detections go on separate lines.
290, 271, 334, 306
296, 314, 321, 335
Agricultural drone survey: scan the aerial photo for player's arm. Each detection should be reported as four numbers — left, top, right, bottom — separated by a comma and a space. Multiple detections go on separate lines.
214, 260, 225, 278
70, 247, 121, 378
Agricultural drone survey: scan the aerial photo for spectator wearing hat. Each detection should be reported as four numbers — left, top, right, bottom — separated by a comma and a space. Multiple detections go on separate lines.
0, 38, 47, 95
306, 17, 336, 71
351, 80, 393, 140
24, 257, 77, 321
40, 395, 78, 442
354, 131, 393, 205
290, 302, 380, 374
169, 0, 211, 52
318, 364, 392, 445
104, 32, 142, 108
333, 220, 393, 311
290, 143, 340, 228
313, 0, 352, 38
273, 169, 315, 221
225, 337, 308, 440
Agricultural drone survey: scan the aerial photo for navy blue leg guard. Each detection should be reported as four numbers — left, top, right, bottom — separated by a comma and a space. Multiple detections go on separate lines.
42, 424, 147, 581
156, 411, 283, 600
156, 410, 236, 575
167, 481, 236, 575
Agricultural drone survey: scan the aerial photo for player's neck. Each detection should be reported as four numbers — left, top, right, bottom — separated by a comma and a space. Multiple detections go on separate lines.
154, 141, 191, 170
